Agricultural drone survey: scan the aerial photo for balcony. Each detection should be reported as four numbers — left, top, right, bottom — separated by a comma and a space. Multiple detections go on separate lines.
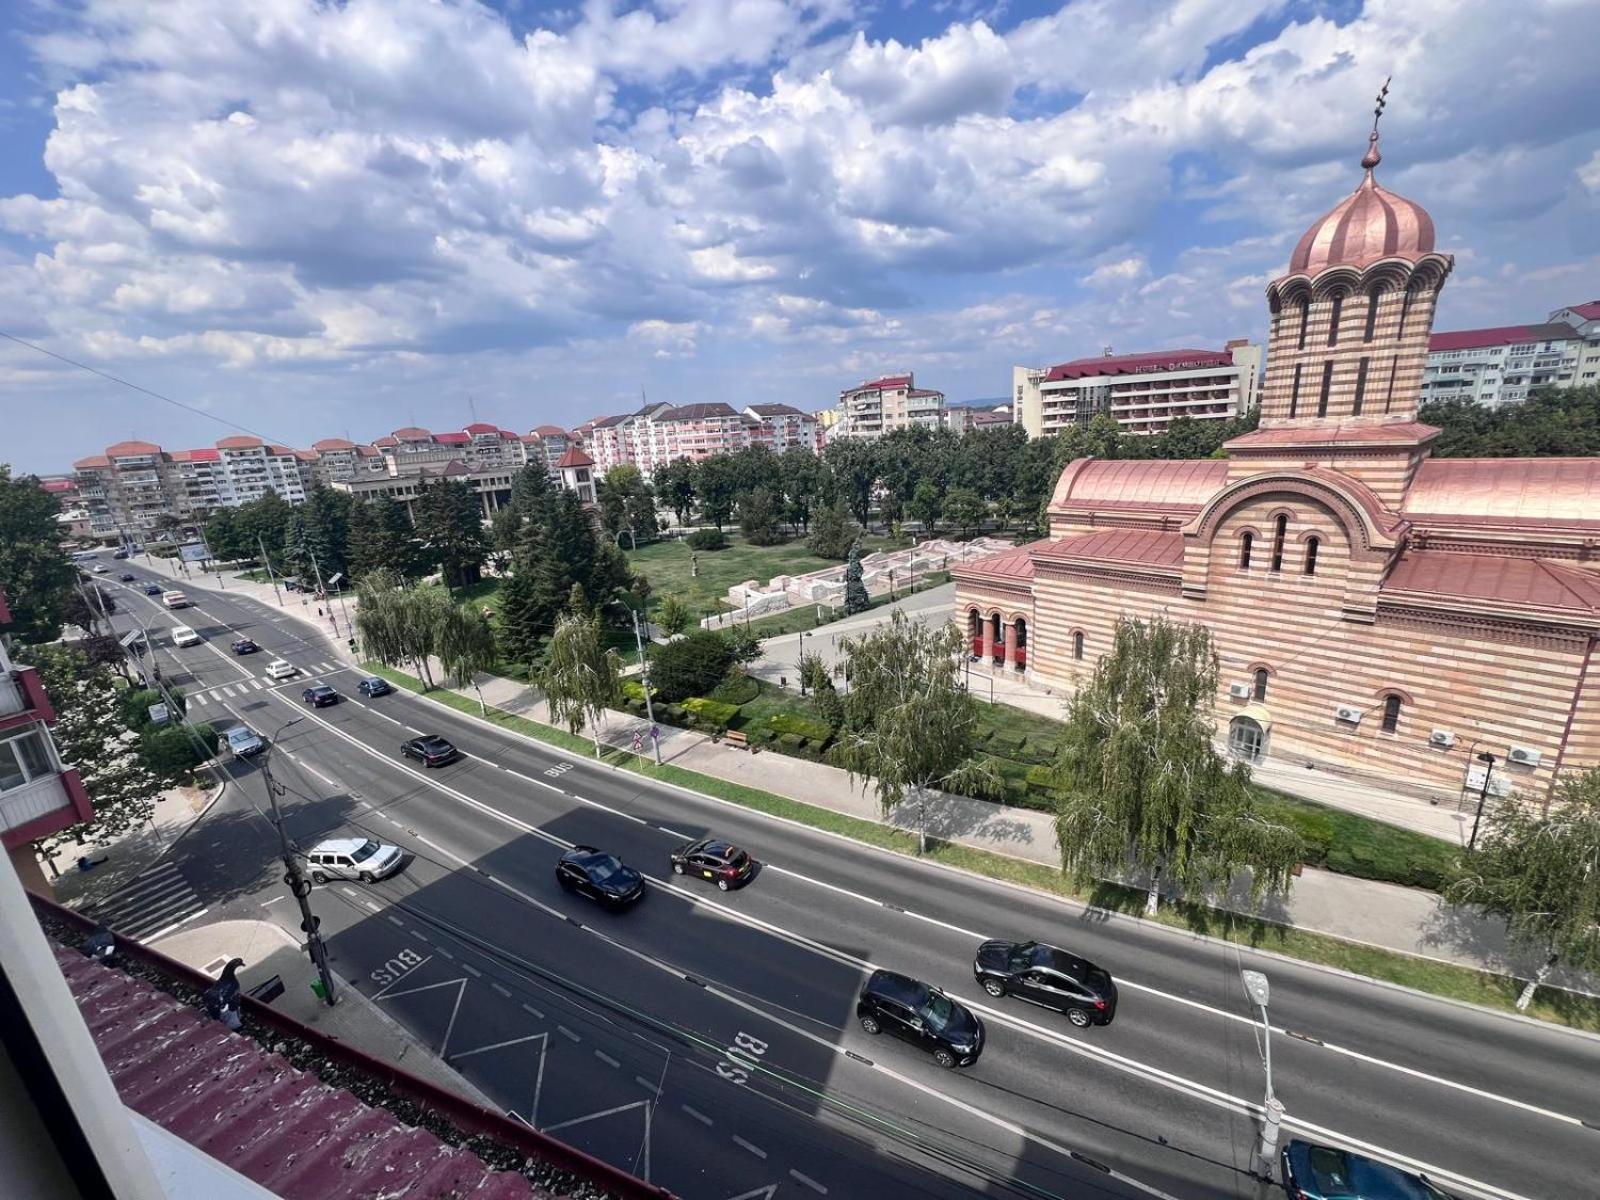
0, 667, 54, 727
0, 768, 93, 848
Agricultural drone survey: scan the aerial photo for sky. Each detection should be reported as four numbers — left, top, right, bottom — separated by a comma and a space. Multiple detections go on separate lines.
1, 0, 1598, 474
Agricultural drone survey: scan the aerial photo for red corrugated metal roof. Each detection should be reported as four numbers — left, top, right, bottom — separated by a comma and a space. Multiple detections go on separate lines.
1428, 322, 1575, 352
1044, 349, 1228, 382
392, 426, 432, 439
313, 438, 359, 451
531, 424, 569, 437
1225, 421, 1438, 450
216, 435, 265, 450
850, 375, 910, 392
177, 448, 222, 462
436, 431, 470, 444
1039, 528, 1185, 569
74, 455, 112, 469
106, 440, 163, 456
464, 422, 498, 434
1383, 550, 1600, 615
1567, 300, 1600, 319
41, 479, 77, 492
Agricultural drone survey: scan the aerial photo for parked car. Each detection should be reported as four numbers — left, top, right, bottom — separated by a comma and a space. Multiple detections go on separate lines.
357, 676, 393, 697
231, 638, 259, 655
302, 684, 338, 708
972, 940, 1118, 1028
224, 726, 264, 759
856, 970, 984, 1069
143, 583, 163, 596
669, 837, 754, 890
556, 845, 645, 909
171, 625, 202, 648
305, 837, 403, 885
118, 572, 135, 583
264, 659, 297, 680
1280, 1140, 1455, 1200
400, 735, 458, 766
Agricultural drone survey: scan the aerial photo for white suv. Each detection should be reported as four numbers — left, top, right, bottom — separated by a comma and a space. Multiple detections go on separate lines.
304, 838, 403, 884
171, 625, 202, 647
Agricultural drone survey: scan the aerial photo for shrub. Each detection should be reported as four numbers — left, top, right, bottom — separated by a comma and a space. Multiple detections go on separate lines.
766, 712, 833, 743
746, 727, 775, 747
684, 698, 740, 730
663, 703, 687, 724
686, 528, 728, 551
778, 732, 806, 752
622, 680, 653, 702
1025, 764, 1061, 793
651, 630, 737, 701
121, 687, 184, 731
139, 725, 205, 781
708, 674, 759, 705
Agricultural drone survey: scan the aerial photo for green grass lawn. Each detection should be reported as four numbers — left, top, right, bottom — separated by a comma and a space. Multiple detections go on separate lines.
625, 533, 898, 618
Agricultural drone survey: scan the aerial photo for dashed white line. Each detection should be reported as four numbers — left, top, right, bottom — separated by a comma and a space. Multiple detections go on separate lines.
789, 1169, 827, 1194
436, 947, 455, 960
490, 982, 511, 998
521, 1003, 545, 1019
556, 1025, 581, 1042
361, 900, 380, 912
594, 1050, 621, 1069
634, 1075, 659, 1096
681, 1104, 713, 1127
660, 826, 695, 839
386, 914, 404, 927
731, 1135, 767, 1160
461, 962, 483, 978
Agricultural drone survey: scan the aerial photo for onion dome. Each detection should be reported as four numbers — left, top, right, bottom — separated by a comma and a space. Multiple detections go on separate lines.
1288, 128, 1435, 275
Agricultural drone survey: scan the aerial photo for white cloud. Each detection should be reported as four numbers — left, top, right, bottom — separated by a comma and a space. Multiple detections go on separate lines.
1080, 256, 1149, 287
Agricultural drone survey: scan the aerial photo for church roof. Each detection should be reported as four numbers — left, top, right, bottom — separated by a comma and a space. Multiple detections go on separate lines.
1037, 528, 1185, 570
1383, 550, 1600, 620
1052, 458, 1227, 512
1225, 421, 1440, 451
1404, 458, 1600, 530
954, 541, 1043, 582
1288, 128, 1435, 275
555, 446, 594, 469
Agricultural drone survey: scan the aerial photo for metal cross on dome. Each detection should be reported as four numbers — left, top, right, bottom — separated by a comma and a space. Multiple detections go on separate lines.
1372, 77, 1391, 134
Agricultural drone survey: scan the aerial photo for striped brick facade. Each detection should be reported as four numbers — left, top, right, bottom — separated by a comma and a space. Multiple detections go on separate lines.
955, 139, 1600, 807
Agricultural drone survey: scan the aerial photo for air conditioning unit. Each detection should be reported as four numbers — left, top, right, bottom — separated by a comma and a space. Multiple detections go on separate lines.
1428, 729, 1456, 749
1333, 704, 1363, 725
1507, 745, 1542, 767
1228, 683, 1251, 700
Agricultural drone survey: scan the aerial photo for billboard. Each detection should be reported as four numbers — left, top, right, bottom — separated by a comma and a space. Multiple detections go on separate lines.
178, 542, 211, 563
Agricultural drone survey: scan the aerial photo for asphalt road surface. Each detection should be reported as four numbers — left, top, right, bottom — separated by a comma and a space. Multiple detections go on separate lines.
89, 566, 1600, 1200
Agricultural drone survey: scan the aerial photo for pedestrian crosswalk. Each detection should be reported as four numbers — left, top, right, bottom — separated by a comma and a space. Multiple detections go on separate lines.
85, 860, 208, 944
189, 662, 342, 707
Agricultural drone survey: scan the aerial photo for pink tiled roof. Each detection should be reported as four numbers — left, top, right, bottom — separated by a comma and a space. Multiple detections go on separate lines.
531, 424, 569, 437
852, 375, 911, 391
955, 541, 1044, 582
73, 455, 111, 469
392, 426, 432, 439
463, 422, 498, 434
174, 448, 221, 463
312, 437, 358, 451
216, 435, 265, 450
1405, 458, 1600, 528
1038, 528, 1185, 570
1225, 421, 1439, 451
436, 431, 470, 444
1567, 300, 1600, 319
1044, 349, 1228, 382
1428, 322, 1574, 353
105, 440, 162, 456
373, 436, 398, 447
1384, 550, 1600, 617
555, 446, 594, 469
1054, 458, 1228, 511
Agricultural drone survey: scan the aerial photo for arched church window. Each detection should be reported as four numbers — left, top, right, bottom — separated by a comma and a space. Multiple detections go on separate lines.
1363, 286, 1383, 343
1396, 286, 1416, 341
1326, 292, 1344, 347
1381, 693, 1402, 733
1239, 532, 1253, 569
1296, 297, 1311, 350
1253, 668, 1269, 702
1303, 536, 1320, 576
1073, 631, 1085, 661
1270, 515, 1287, 573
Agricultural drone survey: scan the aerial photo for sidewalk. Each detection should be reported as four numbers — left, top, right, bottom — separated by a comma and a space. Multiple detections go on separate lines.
152, 918, 495, 1108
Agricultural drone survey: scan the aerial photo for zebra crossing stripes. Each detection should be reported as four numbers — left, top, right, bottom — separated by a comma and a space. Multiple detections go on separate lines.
86, 861, 207, 943
188, 664, 342, 707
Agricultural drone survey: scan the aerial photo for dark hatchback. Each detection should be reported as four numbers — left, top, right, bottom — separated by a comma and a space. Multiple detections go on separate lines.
973, 940, 1117, 1028
357, 676, 393, 697
557, 846, 645, 909
1281, 1140, 1455, 1199
401, 735, 458, 766
302, 684, 339, 707
118, 572, 136, 582
231, 638, 259, 655
669, 837, 754, 890
144, 583, 163, 596
856, 969, 984, 1069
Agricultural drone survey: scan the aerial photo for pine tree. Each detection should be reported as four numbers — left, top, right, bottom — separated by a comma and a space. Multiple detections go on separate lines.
842, 541, 870, 615
807, 499, 856, 559
416, 478, 489, 590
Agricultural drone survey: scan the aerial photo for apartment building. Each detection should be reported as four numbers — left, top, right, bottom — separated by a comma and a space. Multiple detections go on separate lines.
1421, 301, 1600, 407
1012, 340, 1262, 438
308, 437, 386, 483
329, 461, 517, 522
832, 373, 945, 439
524, 425, 577, 473
368, 424, 530, 476
575, 402, 822, 476
745, 403, 823, 452
0, 589, 93, 891
943, 402, 1014, 434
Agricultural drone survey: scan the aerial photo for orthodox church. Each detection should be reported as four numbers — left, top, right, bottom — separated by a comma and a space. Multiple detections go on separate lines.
955, 114, 1600, 804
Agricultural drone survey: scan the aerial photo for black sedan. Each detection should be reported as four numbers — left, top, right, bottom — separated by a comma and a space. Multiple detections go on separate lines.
231, 638, 259, 655
302, 684, 339, 707
118, 572, 136, 583
357, 676, 393, 697
557, 846, 645, 909
143, 583, 163, 596
669, 838, 754, 891
401, 735, 458, 767
973, 939, 1117, 1027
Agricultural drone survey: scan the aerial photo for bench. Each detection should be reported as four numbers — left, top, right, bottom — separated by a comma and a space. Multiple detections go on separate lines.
723, 730, 750, 751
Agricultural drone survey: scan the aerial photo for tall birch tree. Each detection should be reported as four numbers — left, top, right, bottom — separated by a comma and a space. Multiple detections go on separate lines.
541, 606, 623, 757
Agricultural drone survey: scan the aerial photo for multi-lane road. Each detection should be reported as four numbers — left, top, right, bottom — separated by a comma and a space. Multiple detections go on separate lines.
81, 564, 1600, 1200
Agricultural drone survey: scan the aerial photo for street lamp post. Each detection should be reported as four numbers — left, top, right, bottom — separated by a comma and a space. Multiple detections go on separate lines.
797, 630, 809, 694
631, 609, 663, 766
1469, 751, 1498, 851
1241, 969, 1282, 1180
261, 717, 338, 1007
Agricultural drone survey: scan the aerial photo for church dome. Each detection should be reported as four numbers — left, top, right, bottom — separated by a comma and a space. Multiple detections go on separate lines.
1288, 130, 1435, 275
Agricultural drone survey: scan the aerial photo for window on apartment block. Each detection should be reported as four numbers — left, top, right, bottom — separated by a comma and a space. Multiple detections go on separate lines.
1381, 694, 1402, 734
1269, 515, 1287, 573
0, 729, 54, 794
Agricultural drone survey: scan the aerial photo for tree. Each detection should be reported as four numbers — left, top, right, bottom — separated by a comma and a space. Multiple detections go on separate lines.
415, 478, 489, 590
833, 610, 1001, 852
779, 446, 823, 532
650, 629, 736, 701
349, 495, 425, 581
597, 463, 654, 548
300, 483, 352, 580
541, 608, 623, 756
738, 488, 784, 546
908, 480, 942, 534
25, 646, 165, 869
1446, 769, 1600, 1010
806, 499, 856, 560
798, 651, 844, 730
723, 623, 763, 666
0, 466, 76, 645
824, 438, 877, 527
1422, 384, 1600, 458
695, 455, 741, 529
943, 486, 986, 538
1051, 616, 1301, 915
510, 461, 556, 516
496, 567, 547, 672
355, 571, 453, 688
656, 458, 697, 527
657, 593, 694, 638
435, 602, 499, 709
842, 541, 870, 615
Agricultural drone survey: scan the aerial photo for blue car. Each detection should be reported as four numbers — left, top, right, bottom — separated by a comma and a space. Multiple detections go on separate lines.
1281, 1141, 1454, 1200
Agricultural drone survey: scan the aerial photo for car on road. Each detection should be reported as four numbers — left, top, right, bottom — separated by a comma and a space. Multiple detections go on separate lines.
357, 676, 393, 697
669, 837, 754, 890
91, 564, 108, 573
400, 734, 458, 766
118, 572, 135, 583
305, 837, 403, 885
302, 684, 338, 707
143, 583, 163, 596
556, 845, 645, 909
231, 637, 259, 655
112, 549, 129, 560
972, 939, 1117, 1028
856, 970, 984, 1069
225, 726, 264, 759
1280, 1140, 1455, 1199
264, 659, 298, 680
161, 590, 189, 609
171, 625, 202, 647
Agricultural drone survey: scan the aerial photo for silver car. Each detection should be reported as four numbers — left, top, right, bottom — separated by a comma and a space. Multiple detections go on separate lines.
225, 726, 264, 759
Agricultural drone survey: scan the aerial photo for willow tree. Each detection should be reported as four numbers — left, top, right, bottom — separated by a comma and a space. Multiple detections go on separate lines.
435, 602, 499, 712
541, 608, 623, 757
355, 571, 453, 688
832, 610, 1000, 853
1447, 769, 1600, 1011
1052, 616, 1301, 915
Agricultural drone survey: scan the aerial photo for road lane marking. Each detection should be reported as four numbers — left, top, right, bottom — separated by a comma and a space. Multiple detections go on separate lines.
681, 1104, 713, 1126
490, 982, 511, 998
595, 1050, 620, 1068
789, 1169, 827, 1193
557, 1025, 581, 1042
461, 962, 483, 978
731, 1135, 767, 1159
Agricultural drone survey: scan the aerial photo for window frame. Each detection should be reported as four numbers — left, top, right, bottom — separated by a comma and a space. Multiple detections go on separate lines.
0, 728, 55, 795
1380, 693, 1402, 734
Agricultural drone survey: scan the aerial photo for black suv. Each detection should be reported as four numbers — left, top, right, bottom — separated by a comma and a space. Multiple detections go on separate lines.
556, 846, 645, 909
973, 940, 1117, 1028
856, 970, 984, 1069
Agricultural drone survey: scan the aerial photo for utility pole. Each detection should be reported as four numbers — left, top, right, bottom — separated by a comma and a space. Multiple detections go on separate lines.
256, 534, 284, 606
306, 547, 339, 637
631, 609, 663, 765
197, 526, 224, 588
1241, 969, 1281, 1180
797, 630, 809, 695
261, 718, 338, 1007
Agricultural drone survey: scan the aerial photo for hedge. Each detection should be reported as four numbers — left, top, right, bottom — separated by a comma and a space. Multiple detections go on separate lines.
766, 712, 833, 743
622, 680, 655, 702
1254, 792, 1462, 892
708, 674, 760, 705
685, 528, 728, 551
684, 698, 740, 730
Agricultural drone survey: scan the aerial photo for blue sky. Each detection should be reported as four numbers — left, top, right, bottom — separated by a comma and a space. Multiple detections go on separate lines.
2, 0, 1598, 473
